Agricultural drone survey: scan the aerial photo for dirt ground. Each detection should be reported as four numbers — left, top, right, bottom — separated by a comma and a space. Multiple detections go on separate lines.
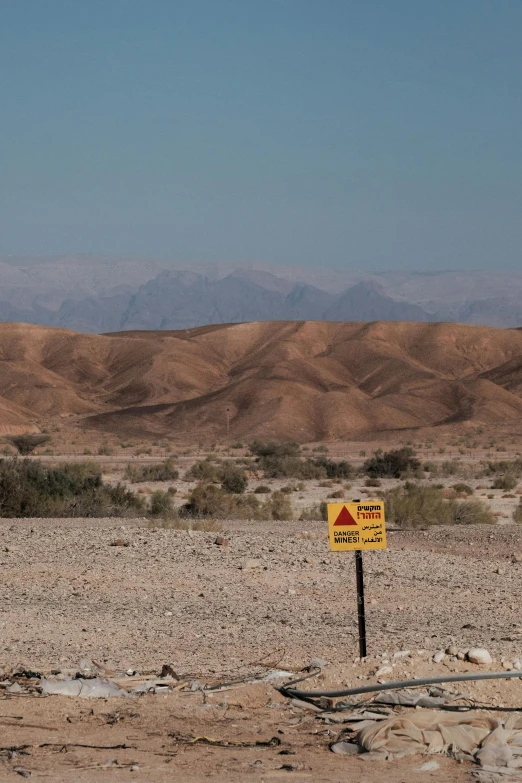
1, 516, 522, 781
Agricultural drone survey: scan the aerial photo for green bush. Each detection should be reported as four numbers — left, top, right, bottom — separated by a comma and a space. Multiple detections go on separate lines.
124, 460, 179, 483
0, 458, 144, 518
149, 490, 175, 518
184, 459, 222, 482
6, 434, 50, 455
363, 448, 420, 478
181, 483, 259, 519
384, 484, 494, 529
220, 463, 248, 494
254, 485, 271, 494
313, 457, 352, 479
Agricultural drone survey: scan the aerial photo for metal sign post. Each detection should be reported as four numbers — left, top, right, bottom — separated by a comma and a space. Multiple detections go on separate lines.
327, 499, 386, 658
355, 549, 367, 658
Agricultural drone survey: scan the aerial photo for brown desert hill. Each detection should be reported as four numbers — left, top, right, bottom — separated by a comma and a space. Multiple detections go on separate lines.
2, 320, 522, 439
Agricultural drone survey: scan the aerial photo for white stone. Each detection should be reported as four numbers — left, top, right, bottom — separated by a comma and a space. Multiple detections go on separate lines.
432, 650, 445, 663
512, 658, 522, 671
467, 648, 492, 666
393, 650, 411, 659
375, 665, 393, 678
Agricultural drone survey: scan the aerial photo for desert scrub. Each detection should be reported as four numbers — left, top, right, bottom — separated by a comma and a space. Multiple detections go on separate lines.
452, 483, 474, 495
180, 483, 293, 520
124, 460, 179, 483
299, 501, 327, 522
5, 434, 50, 455
0, 458, 144, 518
491, 474, 518, 491
249, 441, 351, 480
363, 447, 420, 478
220, 463, 248, 494
513, 500, 522, 523
384, 484, 495, 529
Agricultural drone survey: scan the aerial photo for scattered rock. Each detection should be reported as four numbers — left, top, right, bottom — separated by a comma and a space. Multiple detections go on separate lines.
432, 651, 445, 664
446, 645, 458, 656
309, 658, 329, 670
331, 741, 360, 755
241, 559, 263, 570
110, 539, 129, 547
214, 536, 229, 547
467, 647, 492, 666
375, 665, 393, 678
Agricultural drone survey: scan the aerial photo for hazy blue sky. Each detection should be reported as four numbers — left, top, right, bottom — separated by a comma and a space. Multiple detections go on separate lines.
1, 0, 521, 269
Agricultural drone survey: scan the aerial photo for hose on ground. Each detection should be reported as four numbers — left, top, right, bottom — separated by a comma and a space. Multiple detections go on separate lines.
281, 669, 522, 700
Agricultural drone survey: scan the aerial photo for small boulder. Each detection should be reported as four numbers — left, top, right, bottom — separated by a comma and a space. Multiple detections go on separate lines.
432, 650, 445, 664
467, 647, 492, 666
241, 559, 263, 570
214, 536, 229, 547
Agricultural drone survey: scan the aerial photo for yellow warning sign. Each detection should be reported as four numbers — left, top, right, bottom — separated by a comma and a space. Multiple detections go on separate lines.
327, 500, 387, 551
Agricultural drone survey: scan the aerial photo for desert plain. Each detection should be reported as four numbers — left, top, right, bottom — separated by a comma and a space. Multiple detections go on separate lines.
2, 320, 522, 781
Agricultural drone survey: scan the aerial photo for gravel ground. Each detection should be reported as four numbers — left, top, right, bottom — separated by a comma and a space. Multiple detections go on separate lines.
1, 517, 521, 674
1, 517, 522, 782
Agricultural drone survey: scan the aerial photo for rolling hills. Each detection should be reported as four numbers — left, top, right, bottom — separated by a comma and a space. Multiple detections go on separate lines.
3, 320, 522, 441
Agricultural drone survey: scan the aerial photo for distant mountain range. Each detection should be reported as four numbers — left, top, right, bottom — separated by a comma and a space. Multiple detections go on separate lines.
0, 256, 521, 331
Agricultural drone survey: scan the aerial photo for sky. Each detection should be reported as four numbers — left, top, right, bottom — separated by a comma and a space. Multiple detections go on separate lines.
1, 0, 521, 270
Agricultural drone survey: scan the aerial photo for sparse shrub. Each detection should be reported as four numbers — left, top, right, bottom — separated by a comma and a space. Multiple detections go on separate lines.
280, 485, 293, 494
221, 463, 248, 494
254, 485, 271, 494
313, 445, 329, 453
363, 448, 420, 479
365, 478, 382, 487
268, 490, 293, 521
6, 434, 50, 455
98, 443, 114, 456
185, 459, 222, 482
149, 490, 175, 518
124, 460, 179, 483
231, 442, 243, 449
492, 474, 518, 491
513, 500, 522, 523
452, 483, 474, 495
440, 460, 461, 476
299, 502, 328, 521
384, 484, 494, 529
451, 499, 496, 525
313, 457, 352, 479
0, 458, 144, 518
250, 441, 301, 459
181, 483, 260, 519
486, 459, 522, 476
327, 489, 344, 498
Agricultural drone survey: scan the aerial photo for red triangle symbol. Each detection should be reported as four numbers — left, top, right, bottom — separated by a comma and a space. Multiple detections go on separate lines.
334, 506, 357, 526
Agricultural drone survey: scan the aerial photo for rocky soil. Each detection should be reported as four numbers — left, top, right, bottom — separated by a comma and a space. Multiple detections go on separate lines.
1, 517, 522, 781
